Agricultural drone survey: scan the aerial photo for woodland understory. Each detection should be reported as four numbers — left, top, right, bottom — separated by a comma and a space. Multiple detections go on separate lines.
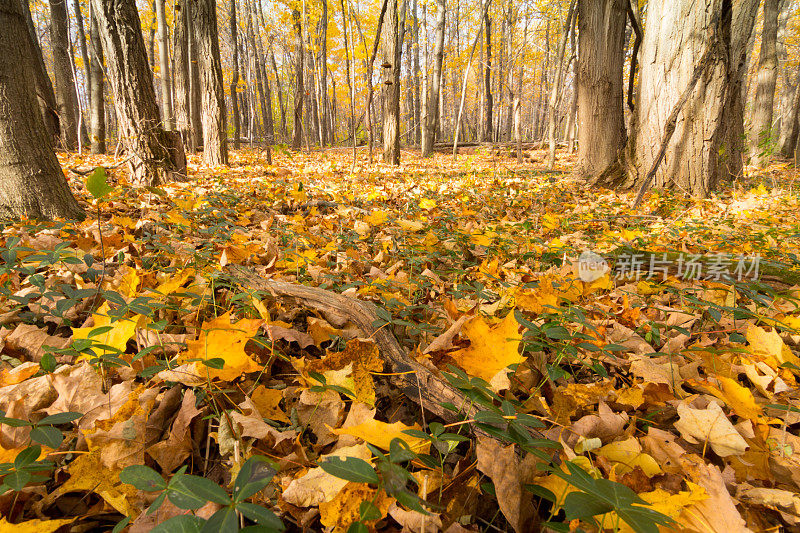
1, 147, 800, 532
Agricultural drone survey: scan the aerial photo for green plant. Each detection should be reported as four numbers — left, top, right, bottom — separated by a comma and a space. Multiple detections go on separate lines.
119, 455, 284, 532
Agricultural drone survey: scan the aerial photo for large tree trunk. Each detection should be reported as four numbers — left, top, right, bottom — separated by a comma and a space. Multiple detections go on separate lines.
21, 0, 60, 145
576, 0, 626, 178
173, 0, 194, 151
230, 0, 241, 149
412, 0, 420, 145
720, 0, 760, 179
421, 0, 445, 157
750, 0, 780, 167
0, 0, 83, 220
188, 5, 203, 150
90, 0, 186, 185
633, 0, 759, 197
155, 0, 173, 130
88, 2, 105, 154
291, 7, 304, 151
49, 0, 81, 150
193, 0, 228, 166
381, 0, 402, 164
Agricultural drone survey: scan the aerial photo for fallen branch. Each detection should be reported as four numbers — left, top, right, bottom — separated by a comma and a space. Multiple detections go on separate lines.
225, 265, 545, 441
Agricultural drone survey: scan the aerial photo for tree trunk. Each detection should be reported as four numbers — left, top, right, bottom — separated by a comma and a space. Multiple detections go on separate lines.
483, 12, 492, 143
173, 0, 194, 151
750, 0, 780, 166
720, 0, 760, 179
547, 0, 576, 169
246, 0, 267, 139
193, 0, 228, 166
90, 0, 186, 185
230, 0, 241, 148
381, 0, 402, 164
412, 0, 420, 144
576, 0, 626, 178
0, 0, 83, 220
49, 0, 81, 150
269, 46, 287, 138
318, 0, 329, 145
71, 0, 91, 113
88, 2, 105, 153
421, 0, 445, 157
21, 0, 60, 145
155, 0, 173, 130
633, 0, 759, 197
291, 7, 304, 150
776, 0, 796, 156
188, 5, 203, 150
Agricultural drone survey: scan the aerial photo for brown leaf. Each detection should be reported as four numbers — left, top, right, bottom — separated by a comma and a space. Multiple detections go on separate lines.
147, 389, 201, 473
4, 323, 70, 363
475, 436, 539, 533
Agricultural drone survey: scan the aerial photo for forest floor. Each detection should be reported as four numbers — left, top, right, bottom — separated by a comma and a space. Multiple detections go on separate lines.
1, 147, 800, 532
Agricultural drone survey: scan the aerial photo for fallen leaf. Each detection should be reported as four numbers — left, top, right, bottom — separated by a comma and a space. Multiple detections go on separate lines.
674, 401, 748, 457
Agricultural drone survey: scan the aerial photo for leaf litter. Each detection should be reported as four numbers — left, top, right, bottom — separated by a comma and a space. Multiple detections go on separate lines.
0, 148, 799, 531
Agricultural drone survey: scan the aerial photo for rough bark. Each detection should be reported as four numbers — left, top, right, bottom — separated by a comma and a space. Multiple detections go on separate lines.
246, 0, 267, 139
173, 0, 194, 151
750, 0, 780, 166
0, 0, 83, 220
776, 0, 793, 145
188, 4, 203, 150
49, 0, 81, 150
21, 0, 60, 145
90, 0, 186, 185
720, 0, 760, 179
71, 0, 91, 112
291, 7, 304, 151
633, 0, 759, 197
230, 0, 241, 148
412, 0, 420, 144
381, 0, 402, 164
88, 2, 105, 153
193, 0, 228, 166
421, 0, 445, 157
155, 0, 173, 130
576, 0, 626, 178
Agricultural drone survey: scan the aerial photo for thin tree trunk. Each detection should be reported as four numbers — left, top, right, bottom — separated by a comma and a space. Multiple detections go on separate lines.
88, 2, 105, 153
155, 0, 173, 130
422, 0, 445, 157
194, 0, 228, 165
515, 10, 528, 164
0, 0, 83, 220
71, 0, 91, 112
340, 0, 356, 167
750, 0, 780, 166
777, 0, 796, 155
412, 0, 420, 144
148, 0, 156, 70
453, 0, 491, 158
188, 3, 202, 149
319, 0, 329, 145
230, 0, 241, 148
247, 0, 267, 139
483, 11, 492, 142
291, 7, 304, 150
364, 0, 389, 163
90, 0, 186, 185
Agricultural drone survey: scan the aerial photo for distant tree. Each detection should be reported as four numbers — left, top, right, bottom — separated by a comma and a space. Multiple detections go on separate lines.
155, 0, 173, 130
0, 0, 83, 219
381, 0, 403, 164
421, 0, 445, 157
90, 0, 186, 185
291, 6, 304, 151
88, 1, 106, 153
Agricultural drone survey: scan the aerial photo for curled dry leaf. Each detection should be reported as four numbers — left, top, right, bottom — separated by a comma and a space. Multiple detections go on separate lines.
674, 401, 748, 457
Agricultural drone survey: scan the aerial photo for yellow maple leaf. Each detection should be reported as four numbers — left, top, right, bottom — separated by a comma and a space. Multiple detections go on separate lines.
179, 311, 264, 381
419, 198, 437, 210
331, 417, 431, 454
57, 451, 141, 516
250, 385, 289, 423
304, 339, 384, 406
397, 219, 424, 232
450, 312, 523, 383
72, 303, 138, 360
